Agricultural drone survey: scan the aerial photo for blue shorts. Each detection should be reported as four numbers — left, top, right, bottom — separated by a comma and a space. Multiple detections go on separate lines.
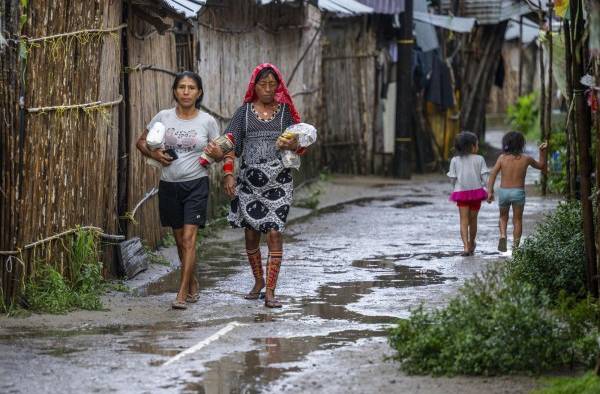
497, 187, 526, 208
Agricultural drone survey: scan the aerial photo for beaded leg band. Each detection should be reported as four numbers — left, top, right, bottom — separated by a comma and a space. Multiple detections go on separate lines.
247, 248, 263, 281
266, 251, 282, 291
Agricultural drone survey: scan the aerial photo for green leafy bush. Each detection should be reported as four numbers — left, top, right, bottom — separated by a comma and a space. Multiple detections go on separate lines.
507, 93, 540, 139
389, 266, 572, 376
388, 266, 599, 376
507, 200, 585, 299
554, 293, 600, 367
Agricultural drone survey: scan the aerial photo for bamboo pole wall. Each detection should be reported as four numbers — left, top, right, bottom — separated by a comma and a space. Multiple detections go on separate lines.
0, 0, 22, 301
197, 0, 323, 184
321, 17, 376, 174
1, 0, 122, 300
126, 11, 178, 247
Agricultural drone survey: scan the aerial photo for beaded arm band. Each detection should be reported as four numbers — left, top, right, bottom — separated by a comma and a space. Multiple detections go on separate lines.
223, 152, 235, 177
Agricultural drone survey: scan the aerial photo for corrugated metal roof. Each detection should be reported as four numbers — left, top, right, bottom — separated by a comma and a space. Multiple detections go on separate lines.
440, 0, 530, 25
414, 11, 476, 33
356, 0, 404, 14
414, 0, 438, 52
162, 0, 205, 18
504, 17, 539, 43
318, 0, 374, 15
163, 0, 371, 18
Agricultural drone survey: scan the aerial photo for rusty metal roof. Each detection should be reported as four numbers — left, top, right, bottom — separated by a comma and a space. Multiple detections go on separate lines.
440, 0, 530, 25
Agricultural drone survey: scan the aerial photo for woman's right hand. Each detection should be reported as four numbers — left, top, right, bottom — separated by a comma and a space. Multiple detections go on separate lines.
150, 149, 173, 166
223, 174, 236, 198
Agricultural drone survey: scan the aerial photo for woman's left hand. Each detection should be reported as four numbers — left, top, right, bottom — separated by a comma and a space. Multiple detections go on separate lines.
276, 134, 299, 151
204, 141, 225, 161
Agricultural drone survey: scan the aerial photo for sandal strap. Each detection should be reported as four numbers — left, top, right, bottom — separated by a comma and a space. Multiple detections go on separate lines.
266, 251, 282, 290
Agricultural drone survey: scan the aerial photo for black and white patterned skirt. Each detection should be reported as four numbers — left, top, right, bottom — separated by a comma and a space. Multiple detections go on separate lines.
228, 158, 293, 233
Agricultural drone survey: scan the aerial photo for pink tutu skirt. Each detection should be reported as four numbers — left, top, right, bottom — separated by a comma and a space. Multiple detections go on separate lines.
449, 188, 488, 202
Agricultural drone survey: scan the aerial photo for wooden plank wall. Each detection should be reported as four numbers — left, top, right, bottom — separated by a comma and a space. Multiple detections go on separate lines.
125, 11, 178, 247
197, 0, 323, 185
321, 17, 376, 175
0, 0, 122, 298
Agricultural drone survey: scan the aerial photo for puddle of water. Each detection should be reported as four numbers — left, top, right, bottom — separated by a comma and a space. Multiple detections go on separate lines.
143, 249, 242, 296
392, 201, 432, 209
128, 342, 180, 357
39, 346, 84, 357
177, 261, 449, 391
184, 329, 385, 394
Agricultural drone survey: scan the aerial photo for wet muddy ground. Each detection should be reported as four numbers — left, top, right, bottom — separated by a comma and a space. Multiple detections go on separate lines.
0, 168, 558, 393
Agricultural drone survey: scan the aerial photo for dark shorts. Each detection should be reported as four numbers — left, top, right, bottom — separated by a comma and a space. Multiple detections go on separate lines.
158, 177, 209, 229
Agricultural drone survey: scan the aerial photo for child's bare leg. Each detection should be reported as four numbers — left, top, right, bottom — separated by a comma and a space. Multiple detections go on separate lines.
499, 207, 509, 238
512, 204, 524, 248
468, 209, 479, 252
498, 206, 510, 252
459, 206, 470, 252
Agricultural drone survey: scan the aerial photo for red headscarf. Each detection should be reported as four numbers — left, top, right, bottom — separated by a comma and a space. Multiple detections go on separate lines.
243, 63, 301, 123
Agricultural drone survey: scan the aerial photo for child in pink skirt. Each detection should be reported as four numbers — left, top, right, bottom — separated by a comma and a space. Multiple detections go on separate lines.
447, 131, 489, 256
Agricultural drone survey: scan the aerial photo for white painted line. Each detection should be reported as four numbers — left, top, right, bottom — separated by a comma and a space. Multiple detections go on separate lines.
162, 321, 244, 367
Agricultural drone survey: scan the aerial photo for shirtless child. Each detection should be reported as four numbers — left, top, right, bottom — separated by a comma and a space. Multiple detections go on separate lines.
487, 131, 547, 251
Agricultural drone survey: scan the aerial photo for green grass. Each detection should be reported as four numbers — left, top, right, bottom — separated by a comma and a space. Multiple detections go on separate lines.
160, 233, 176, 248
22, 229, 106, 314
534, 372, 600, 394
106, 280, 130, 293
143, 245, 171, 266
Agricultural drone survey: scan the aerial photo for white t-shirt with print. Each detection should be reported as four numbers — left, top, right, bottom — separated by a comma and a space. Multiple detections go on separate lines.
447, 154, 489, 192
147, 108, 220, 182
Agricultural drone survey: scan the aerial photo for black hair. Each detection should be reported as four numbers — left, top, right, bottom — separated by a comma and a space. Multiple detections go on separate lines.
454, 131, 479, 156
254, 67, 280, 84
502, 131, 525, 155
172, 71, 203, 109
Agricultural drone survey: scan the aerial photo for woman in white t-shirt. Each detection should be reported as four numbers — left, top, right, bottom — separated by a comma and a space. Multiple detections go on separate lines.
447, 131, 489, 257
136, 71, 222, 309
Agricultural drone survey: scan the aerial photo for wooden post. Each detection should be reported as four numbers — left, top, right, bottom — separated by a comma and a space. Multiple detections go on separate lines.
542, 1, 554, 196
393, 0, 413, 179
563, 19, 575, 199
518, 16, 524, 96
538, 3, 548, 194
571, 0, 598, 297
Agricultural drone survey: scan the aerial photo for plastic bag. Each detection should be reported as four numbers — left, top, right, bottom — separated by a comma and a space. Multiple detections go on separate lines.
146, 121, 166, 168
280, 123, 317, 169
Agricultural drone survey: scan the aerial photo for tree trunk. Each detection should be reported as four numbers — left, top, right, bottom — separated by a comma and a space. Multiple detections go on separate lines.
460, 22, 508, 140
571, 0, 598, 297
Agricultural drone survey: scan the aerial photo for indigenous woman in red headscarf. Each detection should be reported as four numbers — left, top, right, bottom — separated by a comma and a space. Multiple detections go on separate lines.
219, 63, 303, 308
